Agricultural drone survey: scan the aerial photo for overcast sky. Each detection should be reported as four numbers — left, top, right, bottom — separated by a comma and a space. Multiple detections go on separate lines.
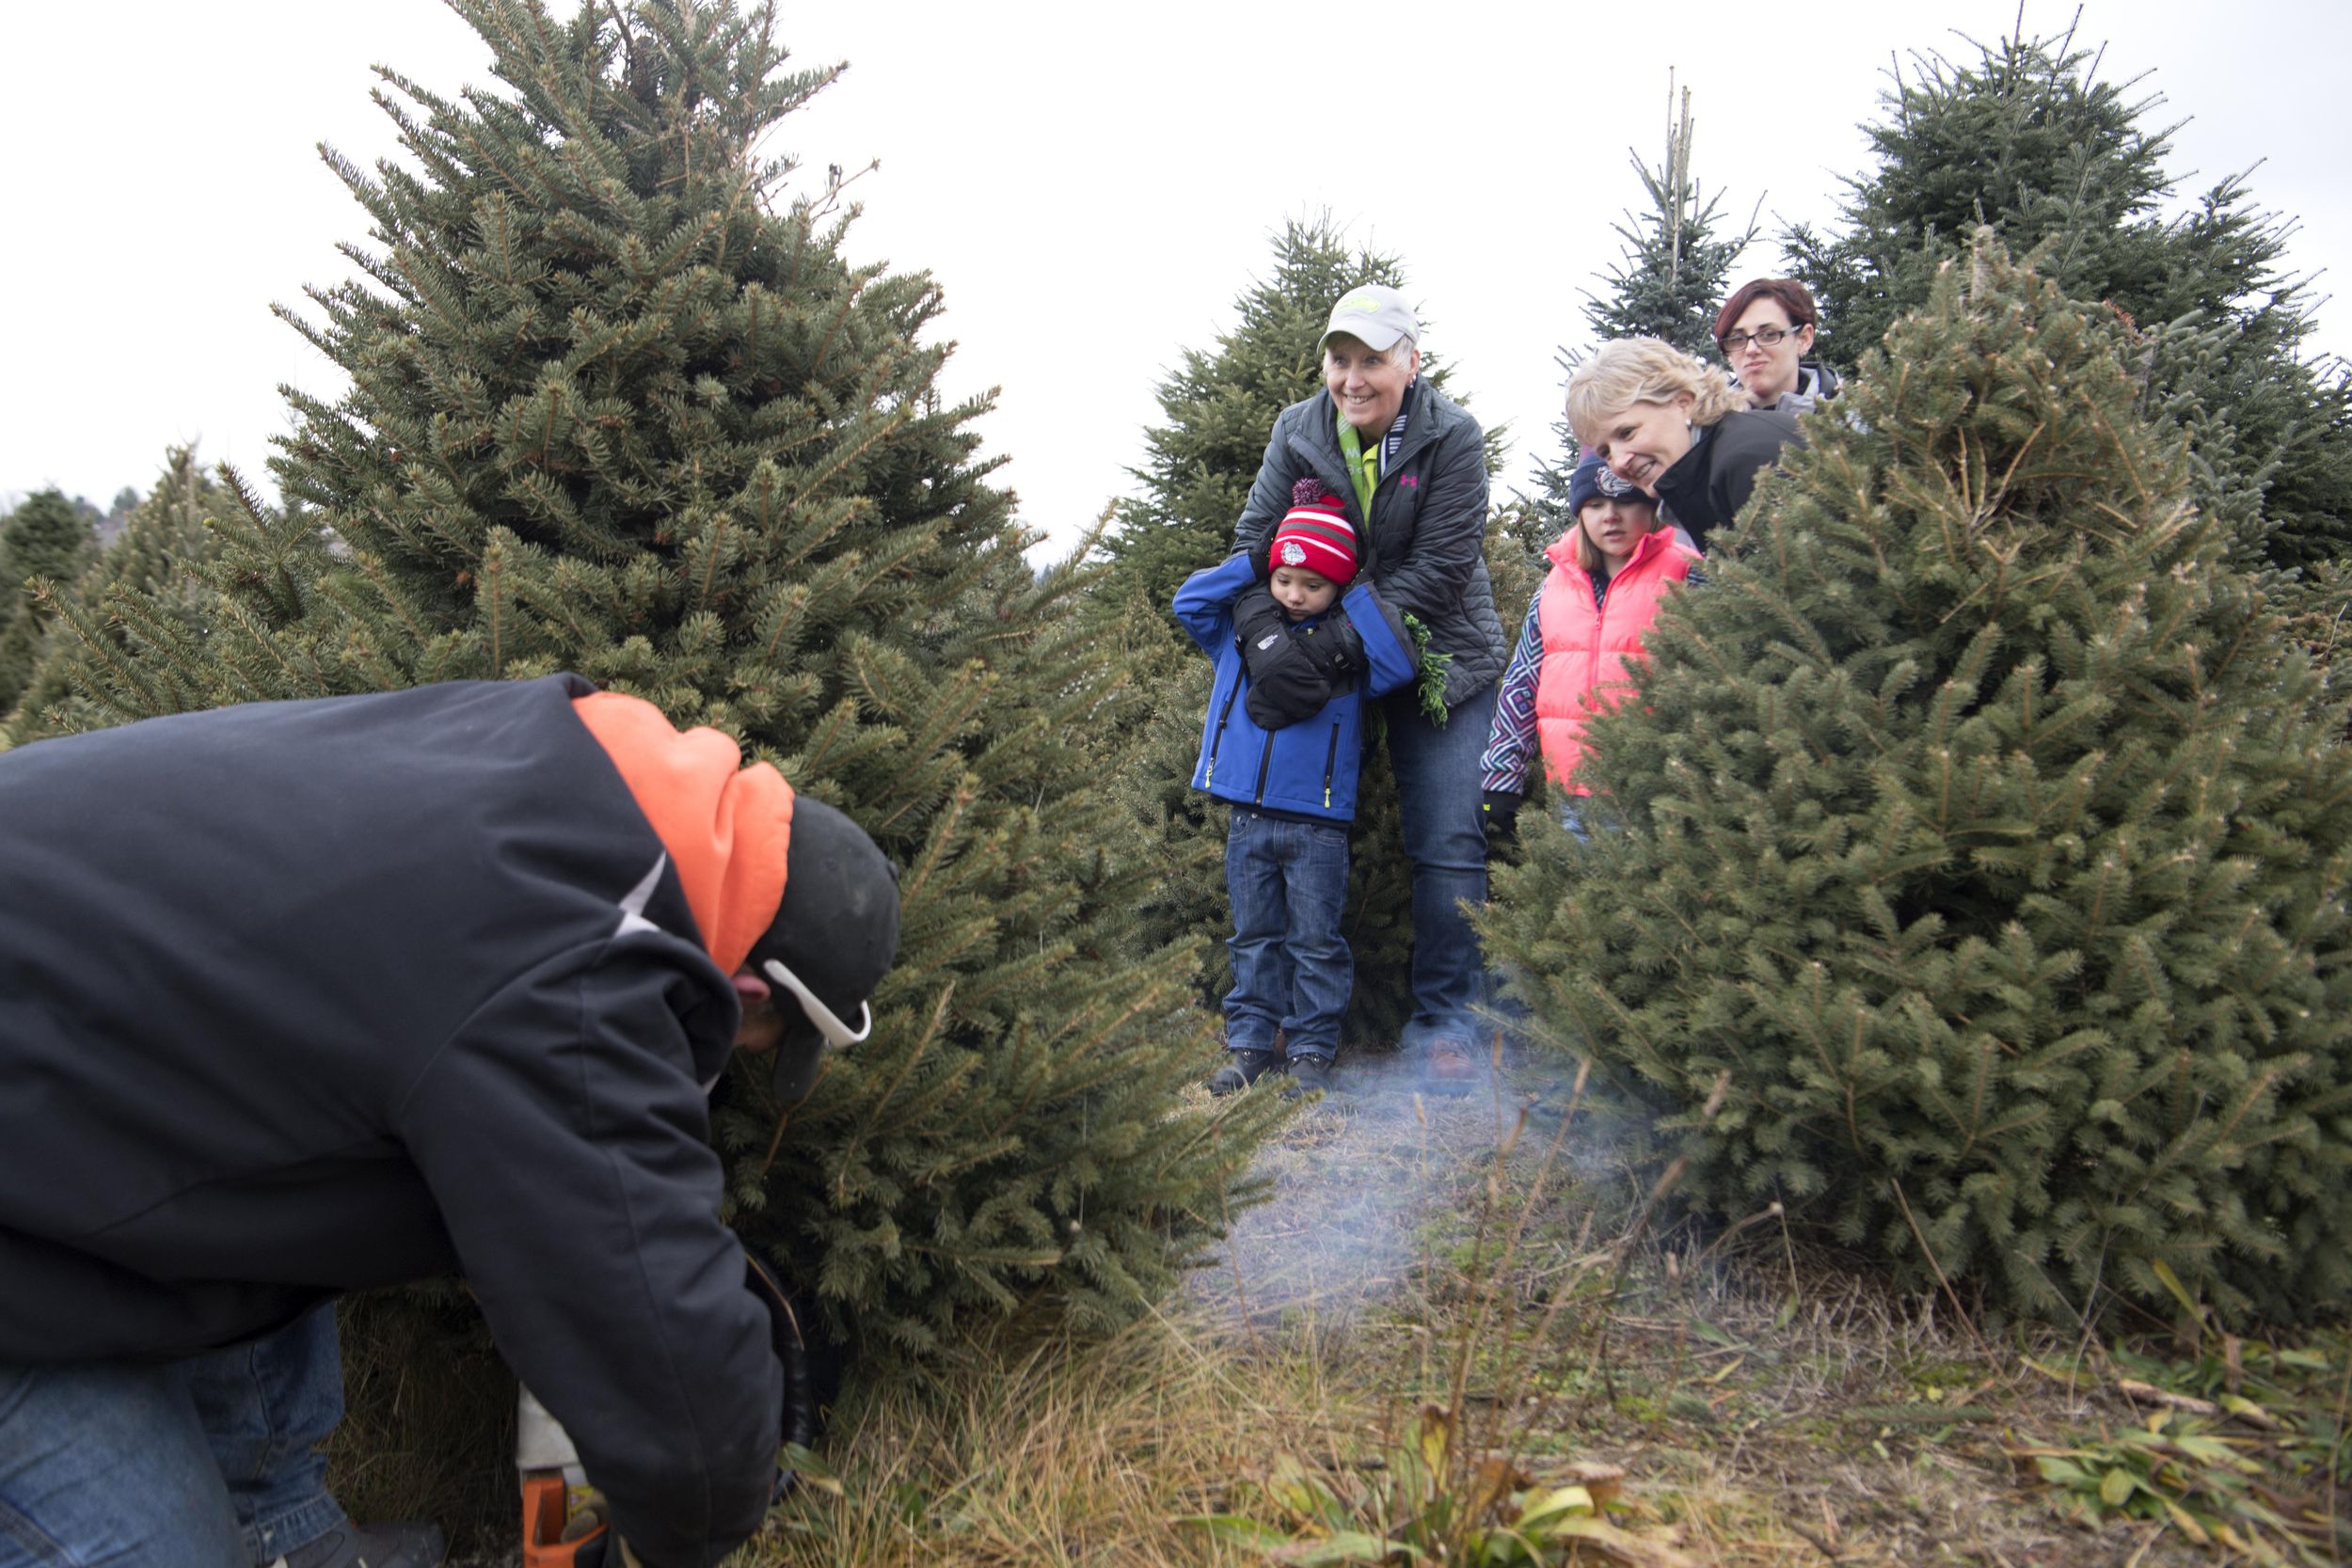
5, 1, 2345, 558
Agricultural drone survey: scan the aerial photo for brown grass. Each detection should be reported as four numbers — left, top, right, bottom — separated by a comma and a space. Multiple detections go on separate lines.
358, 1043, 2333, 1567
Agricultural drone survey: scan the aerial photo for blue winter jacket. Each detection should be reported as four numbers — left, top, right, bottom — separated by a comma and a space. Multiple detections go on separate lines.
1174, 556, 1419, 822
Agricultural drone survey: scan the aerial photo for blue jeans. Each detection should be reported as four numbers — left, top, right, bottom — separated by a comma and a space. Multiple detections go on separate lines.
1384, 683, 1498, 1049
1224, 811, 1352, 1059
0, 1306, 347, 1567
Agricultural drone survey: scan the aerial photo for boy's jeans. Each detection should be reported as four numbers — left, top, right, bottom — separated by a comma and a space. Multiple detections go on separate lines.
0, 1303, 347, 1567
1383, 683, 1499, 1051
1224, 810, 1352, 1060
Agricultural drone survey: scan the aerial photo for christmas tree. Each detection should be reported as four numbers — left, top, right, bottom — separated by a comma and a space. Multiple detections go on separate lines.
1581, 81, 1755, 359
0, 488, 99, 716
1091, 219, 1502, 1050
1483, 238, 2352, 1329
1518, 84, 1751, 560
8, 448, 234, 744
1783, 22, 2352, 572
63, 0, 1287, 1359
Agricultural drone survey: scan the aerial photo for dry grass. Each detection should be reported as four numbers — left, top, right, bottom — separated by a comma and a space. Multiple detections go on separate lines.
732, 1046, 2275, 1567
364, 1040, 2339, 1567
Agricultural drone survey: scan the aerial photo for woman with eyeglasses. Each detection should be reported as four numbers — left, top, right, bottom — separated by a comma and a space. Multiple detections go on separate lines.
1565, 337, 1804, 554
1713, 277, 1840, 413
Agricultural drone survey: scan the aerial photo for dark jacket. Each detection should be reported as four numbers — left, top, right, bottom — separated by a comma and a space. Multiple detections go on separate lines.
0, 675, 779, 1568
1232, 384, 1505, 706
1174, 555, 1418, 821
1654, 407, 1805, 552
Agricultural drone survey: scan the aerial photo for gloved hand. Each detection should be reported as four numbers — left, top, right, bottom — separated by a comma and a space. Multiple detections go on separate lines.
1295, 613, 1365, 689
744, 1247, 826, 1455
1480, 789, 1522, 847
1247, 531, 1275, 583
1233, 590, 1330, 730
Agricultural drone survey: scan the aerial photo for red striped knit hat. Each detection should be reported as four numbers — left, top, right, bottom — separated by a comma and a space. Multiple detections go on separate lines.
1271, 478, 1359, 584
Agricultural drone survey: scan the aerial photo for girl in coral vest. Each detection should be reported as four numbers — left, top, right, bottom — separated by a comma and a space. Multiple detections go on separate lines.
1478, 451, 1705, 839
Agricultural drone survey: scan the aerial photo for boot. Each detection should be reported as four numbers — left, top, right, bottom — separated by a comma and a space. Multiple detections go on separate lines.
1281, 1053, 1334, 1100
1208, 1049, 1279, 1096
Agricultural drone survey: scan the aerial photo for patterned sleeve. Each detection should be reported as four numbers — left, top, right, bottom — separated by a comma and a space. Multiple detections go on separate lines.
1478, 584, 1547, 795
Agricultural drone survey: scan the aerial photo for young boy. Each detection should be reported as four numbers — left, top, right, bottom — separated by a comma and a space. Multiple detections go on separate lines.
1174, 483, 1419, 1097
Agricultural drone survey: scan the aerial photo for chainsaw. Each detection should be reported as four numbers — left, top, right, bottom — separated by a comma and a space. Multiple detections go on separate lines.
516, 1249, 822, 1566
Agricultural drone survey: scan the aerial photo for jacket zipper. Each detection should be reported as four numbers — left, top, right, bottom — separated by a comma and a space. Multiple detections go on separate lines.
1204, 679, 1242, 787
1252, 730, 1276, 804
1322, 722, 1341, 809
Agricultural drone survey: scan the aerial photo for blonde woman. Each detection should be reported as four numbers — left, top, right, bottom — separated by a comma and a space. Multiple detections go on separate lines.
1565, 337, 1805, 552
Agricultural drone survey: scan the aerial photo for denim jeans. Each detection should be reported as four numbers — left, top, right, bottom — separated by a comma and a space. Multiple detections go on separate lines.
0, 1305, 347, 1568
1383, 683, 1499, 1049
1224, 810, 1352, 1059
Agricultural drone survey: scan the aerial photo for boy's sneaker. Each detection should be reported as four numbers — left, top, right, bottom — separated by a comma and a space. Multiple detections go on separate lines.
1282, 1053, 1335, 1100
1208, 1049, 1279, 1096
270, 1521, 446, 1568
1422, 1038, 1479, 1097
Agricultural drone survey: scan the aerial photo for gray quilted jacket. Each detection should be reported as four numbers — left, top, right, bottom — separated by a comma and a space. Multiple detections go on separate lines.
1232, 384, 1505, 708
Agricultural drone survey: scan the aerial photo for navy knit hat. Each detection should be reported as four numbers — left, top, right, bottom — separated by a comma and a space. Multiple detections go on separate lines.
1566, 449, 1648, 517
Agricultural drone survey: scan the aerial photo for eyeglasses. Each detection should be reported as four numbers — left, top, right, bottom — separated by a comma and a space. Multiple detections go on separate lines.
1720, 325, 1802, 354
761, 957, 874, 1053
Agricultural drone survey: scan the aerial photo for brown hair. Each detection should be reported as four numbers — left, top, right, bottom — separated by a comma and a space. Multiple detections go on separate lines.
1713, 278, 1819, 347
1564, 338, 1745, 448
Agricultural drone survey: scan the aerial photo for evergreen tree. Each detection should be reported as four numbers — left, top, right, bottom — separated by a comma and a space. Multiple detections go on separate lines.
1092, 220, 1501, 1051
1483, 239, 2352, 1328
1097, 217, 1408, 615
1581, 83, 1754, 358
1784, 24, 2352, 569
72, 0, 1286, 1361
8, 448, 231, 744
1518, 85, 1752, 562
0, 488, 99, 715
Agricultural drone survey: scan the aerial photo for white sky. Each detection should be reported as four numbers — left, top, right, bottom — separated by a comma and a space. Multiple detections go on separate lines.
5, 1, 2346, 559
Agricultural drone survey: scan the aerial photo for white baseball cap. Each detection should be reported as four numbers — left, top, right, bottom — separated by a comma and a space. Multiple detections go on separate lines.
1319, 285, 1418, 353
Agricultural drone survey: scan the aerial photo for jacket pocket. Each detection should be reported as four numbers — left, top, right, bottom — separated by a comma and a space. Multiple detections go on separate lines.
1321, 722, 1342, 810
1204, 678, 1243, 787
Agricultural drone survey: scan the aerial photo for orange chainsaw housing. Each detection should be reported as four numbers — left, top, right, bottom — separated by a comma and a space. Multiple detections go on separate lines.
520, 1471, 608, 1567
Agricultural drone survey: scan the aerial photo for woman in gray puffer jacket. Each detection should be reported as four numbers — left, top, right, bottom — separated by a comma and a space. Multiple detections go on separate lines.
1229, 283, 1506, 1093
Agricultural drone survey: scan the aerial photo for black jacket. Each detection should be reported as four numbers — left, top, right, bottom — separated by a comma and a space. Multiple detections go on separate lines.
1232, 383, 1506, 707
1654, 408, 1805, 552
0, 675, 779, 1568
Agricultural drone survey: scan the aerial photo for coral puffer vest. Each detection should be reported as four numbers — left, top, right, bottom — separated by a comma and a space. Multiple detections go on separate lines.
1533, 530, 1700, 796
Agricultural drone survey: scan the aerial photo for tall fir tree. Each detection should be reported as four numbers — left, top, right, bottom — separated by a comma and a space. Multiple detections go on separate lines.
1483, 238, 2352, 1329
1519, 85, 1752, 560
1092, 220, 1503, 1051
1783, 23, 2352, 570
8, 448, 233, 744
64, 0, 1287, 1369
1097, 217, 1406, 617
1581, 82, 1755, 358
0, 488, 99, 716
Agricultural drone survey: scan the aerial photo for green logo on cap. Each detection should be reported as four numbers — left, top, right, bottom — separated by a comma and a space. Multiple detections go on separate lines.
1340, 293, 1381, 314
